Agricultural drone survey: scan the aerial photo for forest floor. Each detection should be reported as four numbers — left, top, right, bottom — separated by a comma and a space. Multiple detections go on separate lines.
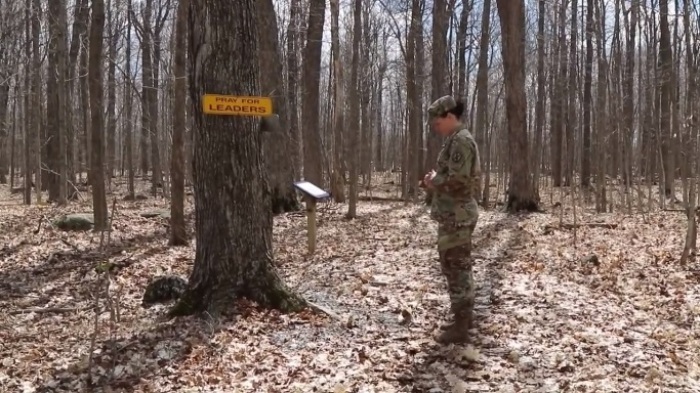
0, 177, 699, 392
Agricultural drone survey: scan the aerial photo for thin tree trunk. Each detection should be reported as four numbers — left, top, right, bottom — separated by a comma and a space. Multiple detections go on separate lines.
31, 0, 41, 204
169, 0, 188, 246
89, 0, 108, 229
300, 0, 325, 186
581, 0, 593, 188
475, 0, 491, 206
258, 0, 300, 214
106, 3, 118, 182
347, 0, 362, 218
329, 0, 345, 202
125, 0, 135, 199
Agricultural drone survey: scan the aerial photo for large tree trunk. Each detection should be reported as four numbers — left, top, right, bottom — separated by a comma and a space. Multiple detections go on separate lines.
257, 0, 300, 214
169, 0, 188, 246
495, 0, 538, 212
172, 0, 304, 317
89, 0, 108, 230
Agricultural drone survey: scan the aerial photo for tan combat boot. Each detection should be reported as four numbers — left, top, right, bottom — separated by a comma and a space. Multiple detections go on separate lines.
435, 309, 473, 344
439, 307, 456, 330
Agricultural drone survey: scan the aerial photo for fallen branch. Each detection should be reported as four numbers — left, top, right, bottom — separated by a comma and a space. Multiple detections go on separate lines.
305, 300, 343, 322
544, 222, 618, 231
9, 306, 94, 315
358, 195, 405, 202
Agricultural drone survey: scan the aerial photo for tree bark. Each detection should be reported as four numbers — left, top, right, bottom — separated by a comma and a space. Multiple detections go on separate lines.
169, 0, 188, 246
46, 0, 68, 203
172, 0, 304, 317
565, 0, 578, 186
23, 0, 32, 204
659, 0, 673, 197
257, 0, 300, 215
427, 0, 448, 170
125, 0, 135, 199
67, 0, 90, 186
89, 0, 108, 230
300, 0, 325, 186
347, 0, 362, 218
495, 0, 538, 212
550, 1, 565, 187
286, 0, 301, 174
581, 0, 593, 187
31, 0, 41, 204
106, 3, 118, 182
329, 0, 346, 203
475, 0, 491, 206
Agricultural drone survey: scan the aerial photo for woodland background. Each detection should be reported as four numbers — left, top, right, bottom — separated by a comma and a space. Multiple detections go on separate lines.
0, 0, 699, 392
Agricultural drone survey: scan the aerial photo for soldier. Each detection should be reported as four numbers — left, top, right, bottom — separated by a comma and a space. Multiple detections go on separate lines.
421, 95, 481, 344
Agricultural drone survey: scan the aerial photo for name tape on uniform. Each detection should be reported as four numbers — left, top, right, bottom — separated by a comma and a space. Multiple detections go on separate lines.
202, 94, 273, 116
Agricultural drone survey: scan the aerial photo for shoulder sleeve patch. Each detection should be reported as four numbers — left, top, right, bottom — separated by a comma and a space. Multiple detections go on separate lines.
451, 150, 464, 164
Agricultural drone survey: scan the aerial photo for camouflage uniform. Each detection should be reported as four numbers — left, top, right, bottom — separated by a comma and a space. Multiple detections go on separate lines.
427, 95, 481, 344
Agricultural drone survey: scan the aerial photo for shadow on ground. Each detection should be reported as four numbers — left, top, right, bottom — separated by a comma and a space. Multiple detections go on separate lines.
0, 230, 169, 311
402, 211, 541, 391
34, 309, 220, 392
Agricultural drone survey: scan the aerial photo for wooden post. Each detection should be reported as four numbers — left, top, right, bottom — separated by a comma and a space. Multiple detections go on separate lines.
293, 181, 328, 255
305, 195, 317, 254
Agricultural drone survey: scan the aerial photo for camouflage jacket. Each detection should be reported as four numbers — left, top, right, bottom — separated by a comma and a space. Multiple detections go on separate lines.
430, 123, 481, 249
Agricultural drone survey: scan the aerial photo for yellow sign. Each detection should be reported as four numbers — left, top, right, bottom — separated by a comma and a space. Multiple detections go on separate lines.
202, 94, 273, 116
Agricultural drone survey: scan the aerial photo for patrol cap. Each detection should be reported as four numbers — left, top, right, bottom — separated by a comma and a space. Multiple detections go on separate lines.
428, 95, 457, 120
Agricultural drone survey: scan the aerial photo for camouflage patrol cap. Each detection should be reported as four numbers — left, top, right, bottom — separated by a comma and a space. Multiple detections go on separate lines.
428, 95, 457, 120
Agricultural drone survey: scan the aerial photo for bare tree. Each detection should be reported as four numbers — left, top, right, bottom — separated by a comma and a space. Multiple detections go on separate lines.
495, 0, 538, 212
258, 0, 300, 214
300, 0, 325, 186
347, 0, 362, 218
169, 0, 188, 246
329, 0, 346, 202
89, 0, 108, 229
475, 0, 491, 205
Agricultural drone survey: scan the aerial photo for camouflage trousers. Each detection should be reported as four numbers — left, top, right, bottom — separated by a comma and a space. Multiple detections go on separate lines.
437, 224, 475, 319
